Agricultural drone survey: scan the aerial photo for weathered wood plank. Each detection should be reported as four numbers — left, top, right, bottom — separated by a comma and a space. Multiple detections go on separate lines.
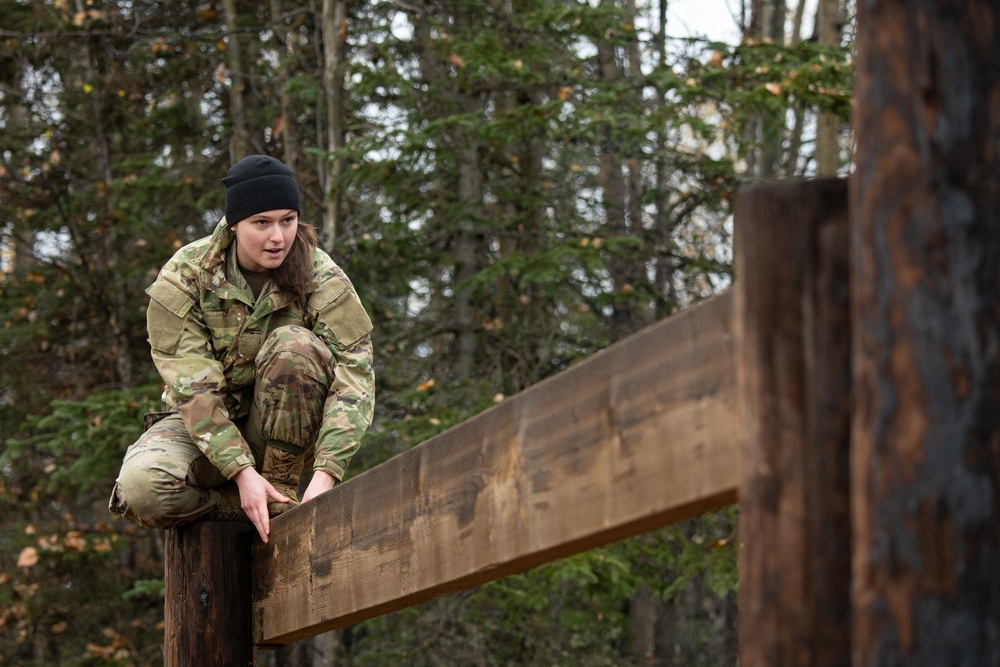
164, 522, 254, 666
252, 291, 740, 646
735, 178, 852, 667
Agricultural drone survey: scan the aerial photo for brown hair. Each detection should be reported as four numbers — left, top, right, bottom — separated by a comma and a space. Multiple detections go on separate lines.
272, 221, 319, 301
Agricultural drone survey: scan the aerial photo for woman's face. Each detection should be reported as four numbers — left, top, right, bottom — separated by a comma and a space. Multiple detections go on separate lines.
232, 209, 298, 272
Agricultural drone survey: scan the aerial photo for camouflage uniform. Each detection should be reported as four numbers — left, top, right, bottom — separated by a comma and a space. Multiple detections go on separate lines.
109, 219, 374, 528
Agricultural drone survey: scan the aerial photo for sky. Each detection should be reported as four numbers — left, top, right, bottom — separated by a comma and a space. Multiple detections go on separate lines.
667, 0, 743, 43
666, 0, 821, 44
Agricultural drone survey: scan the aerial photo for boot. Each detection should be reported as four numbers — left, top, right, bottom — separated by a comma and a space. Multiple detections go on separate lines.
205, 484, 250, 523
261, 445, 304, 517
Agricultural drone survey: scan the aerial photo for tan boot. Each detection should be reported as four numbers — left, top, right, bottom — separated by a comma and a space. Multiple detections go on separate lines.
261, 446, 303, 517
205, 484, 250, 523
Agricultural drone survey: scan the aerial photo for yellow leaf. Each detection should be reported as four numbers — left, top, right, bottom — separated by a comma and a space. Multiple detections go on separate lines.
415, 379, 436, 392
64, 532, 86, 552
765, 82, 782, 96
447, 53, 465, 68
17, 547, 39, 568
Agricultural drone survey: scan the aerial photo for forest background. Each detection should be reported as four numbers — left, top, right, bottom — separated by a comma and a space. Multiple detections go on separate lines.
0, 0, 852, 665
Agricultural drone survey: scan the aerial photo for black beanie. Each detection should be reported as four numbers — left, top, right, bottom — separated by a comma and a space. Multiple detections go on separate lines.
223, 155, 301, 226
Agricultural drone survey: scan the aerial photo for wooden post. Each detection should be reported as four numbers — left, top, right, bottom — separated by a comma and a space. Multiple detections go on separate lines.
164, 522, 255, 667
736, 178, 852, 666
852, 1, 1000, 664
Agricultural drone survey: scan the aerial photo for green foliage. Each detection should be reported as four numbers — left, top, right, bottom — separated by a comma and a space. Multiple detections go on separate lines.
346, 508, 738, 666
3, 384, 161, 501
122, 578, 165, 603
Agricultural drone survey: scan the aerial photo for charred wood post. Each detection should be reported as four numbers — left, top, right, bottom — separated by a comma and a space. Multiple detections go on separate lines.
852, 1, 1000, 664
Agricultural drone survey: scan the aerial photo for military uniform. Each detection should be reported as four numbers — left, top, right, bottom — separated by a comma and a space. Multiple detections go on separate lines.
110, 218, 374, 528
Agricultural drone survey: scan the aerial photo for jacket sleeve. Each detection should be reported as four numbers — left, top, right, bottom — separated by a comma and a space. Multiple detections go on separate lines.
146, 276, 256, 479
307, 276, 376, 481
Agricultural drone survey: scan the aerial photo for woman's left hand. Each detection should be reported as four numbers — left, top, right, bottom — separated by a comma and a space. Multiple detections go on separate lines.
301, 469, 337, 504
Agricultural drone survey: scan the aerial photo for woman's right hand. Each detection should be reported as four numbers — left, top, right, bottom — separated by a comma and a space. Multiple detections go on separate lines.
233, 467, 289, 543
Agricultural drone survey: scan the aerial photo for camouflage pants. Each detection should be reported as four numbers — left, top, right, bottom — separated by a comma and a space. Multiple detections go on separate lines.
109, 325, 332, 528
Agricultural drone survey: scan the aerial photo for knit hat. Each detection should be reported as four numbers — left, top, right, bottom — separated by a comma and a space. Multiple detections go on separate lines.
223, 155, 301, 226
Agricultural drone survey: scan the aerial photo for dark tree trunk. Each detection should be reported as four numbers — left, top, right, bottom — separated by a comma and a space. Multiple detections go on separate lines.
852, 1, 1000, 665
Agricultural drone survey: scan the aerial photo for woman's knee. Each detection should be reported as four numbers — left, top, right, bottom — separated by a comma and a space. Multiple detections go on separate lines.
112, 429, 210, 528
113, 462, 188, 527
257, 325, 332, 378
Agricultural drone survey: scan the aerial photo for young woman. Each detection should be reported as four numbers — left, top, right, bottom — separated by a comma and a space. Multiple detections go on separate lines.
110, 155, 375, 543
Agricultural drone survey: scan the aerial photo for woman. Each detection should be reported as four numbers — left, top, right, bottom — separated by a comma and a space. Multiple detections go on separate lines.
110, 155, 375, 543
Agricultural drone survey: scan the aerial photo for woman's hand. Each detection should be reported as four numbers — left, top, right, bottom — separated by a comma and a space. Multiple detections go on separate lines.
233, 467, 289, 543
301, 469, 336, 504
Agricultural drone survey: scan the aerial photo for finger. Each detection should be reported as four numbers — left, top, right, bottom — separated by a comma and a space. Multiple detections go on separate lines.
263, 482, 290, 503
259, 505, 270, 539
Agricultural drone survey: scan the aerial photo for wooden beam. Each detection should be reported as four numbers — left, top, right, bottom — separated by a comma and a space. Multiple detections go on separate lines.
252, 291, 740, 646
735, 178, 852, 666
164, 522, 254, 666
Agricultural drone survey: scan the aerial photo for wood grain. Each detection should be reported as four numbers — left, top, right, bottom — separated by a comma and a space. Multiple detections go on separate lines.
164, 522, 254, 666
252, 290, 740, 646
734, 178, 852, 667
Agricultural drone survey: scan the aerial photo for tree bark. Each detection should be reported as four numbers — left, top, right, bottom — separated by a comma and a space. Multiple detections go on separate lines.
321, 0, 349, 250
271, 0, 299, 172
852, 1, 1000, 664
630, 585, 657, 667
813, 0, 842, 176
597, 0, 640, 341
757, 0, 786, 179
223, 0, 251, 161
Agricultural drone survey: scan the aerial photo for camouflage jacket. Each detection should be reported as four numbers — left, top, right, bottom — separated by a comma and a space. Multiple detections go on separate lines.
145, 219, 375, 481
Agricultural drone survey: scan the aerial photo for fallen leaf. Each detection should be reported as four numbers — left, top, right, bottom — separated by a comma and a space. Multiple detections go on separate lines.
17, 547, 38, 568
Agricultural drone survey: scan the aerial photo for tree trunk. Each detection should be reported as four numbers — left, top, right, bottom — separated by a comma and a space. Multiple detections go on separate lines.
453, 136, 483, 382
757, 0, 786, 179
783, 0, 809, 176
813, 0, 842, 175
223, 0, 251, 161
630, 585, 656, 667
271, 0, 299, 172
72, 0, 134, 388
852, 1, 1000, 664
321, 0, 349, 250
653, 0, 679, 316
597, 0, 638, 341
